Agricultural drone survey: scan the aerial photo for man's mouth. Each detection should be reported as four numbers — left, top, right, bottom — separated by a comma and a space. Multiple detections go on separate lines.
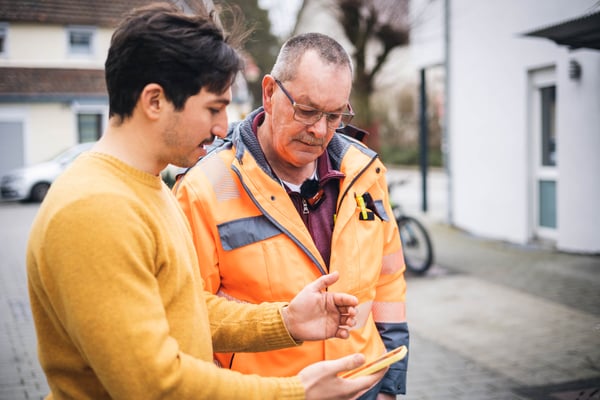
200, 135, 215, 147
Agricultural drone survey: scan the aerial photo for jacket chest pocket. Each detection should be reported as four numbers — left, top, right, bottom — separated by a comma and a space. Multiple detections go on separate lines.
330, 207, 385, 293
218, 230, 317, 302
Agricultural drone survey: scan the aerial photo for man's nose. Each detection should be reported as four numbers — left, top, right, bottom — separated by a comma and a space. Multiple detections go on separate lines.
212, 114, 229, 138
308, 114, 329, 138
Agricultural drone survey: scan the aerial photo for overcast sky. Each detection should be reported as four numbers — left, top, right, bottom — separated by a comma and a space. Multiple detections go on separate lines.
258, 0, 303, 38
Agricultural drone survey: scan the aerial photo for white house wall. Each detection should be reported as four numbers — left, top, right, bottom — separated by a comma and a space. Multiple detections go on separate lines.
448, 0, 561, 244
555, 50, 600, 253
410, 0, 600, 252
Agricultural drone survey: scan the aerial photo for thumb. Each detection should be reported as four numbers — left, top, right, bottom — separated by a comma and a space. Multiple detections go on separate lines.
312, 271, 340, 291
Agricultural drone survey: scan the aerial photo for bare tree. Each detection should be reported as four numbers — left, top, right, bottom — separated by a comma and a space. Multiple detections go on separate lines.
333, 0, 410, 149
215, 0, 280, 109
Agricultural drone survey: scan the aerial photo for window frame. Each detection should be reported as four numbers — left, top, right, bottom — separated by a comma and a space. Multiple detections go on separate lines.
0, 23, 9, 57
73, 103, 108, 143
66, 25, 96, 57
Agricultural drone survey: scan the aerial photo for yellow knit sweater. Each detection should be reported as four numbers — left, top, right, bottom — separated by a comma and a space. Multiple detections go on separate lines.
27, 152, 305, 399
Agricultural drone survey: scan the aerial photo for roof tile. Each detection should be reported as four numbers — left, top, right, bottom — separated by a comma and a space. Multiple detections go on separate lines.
0, 67, 106, 96
0, 0, 208, 28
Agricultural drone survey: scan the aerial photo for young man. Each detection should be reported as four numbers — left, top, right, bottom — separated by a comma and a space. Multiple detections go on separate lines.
26, 4, 385, 399
174, 32, 410, 399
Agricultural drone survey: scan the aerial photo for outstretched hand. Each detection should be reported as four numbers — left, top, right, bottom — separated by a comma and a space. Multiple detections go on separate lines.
282, 271, 358, 341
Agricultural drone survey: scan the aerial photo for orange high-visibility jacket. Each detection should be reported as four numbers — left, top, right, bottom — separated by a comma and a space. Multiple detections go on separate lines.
174, 109, 409, 394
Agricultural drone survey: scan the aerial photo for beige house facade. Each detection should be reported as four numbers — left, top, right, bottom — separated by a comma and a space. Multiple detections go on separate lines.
0, 0, 240, 180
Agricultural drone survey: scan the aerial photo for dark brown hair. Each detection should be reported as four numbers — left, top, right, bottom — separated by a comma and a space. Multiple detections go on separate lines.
105, 2, 246, 120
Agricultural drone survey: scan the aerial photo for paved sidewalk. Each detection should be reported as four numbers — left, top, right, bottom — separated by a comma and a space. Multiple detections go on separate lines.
403, 222, 600, 400
386, 167, 600, 399
0, 203, 47, 400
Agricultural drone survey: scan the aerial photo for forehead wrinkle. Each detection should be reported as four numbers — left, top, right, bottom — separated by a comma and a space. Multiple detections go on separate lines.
290, 51, 351, 112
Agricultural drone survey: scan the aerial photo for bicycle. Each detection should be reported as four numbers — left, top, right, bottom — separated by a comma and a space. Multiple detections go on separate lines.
388, 180, 434, 275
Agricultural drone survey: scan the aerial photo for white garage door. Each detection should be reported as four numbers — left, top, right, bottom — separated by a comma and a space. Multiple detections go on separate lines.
0, 120, 25, 177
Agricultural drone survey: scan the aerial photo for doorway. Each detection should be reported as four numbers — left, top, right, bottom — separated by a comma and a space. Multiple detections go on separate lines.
529, 67, 557, 241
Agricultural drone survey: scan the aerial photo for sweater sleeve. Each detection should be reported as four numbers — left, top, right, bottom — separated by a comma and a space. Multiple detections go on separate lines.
34, 195, 304, 399
205, 294, 299, 352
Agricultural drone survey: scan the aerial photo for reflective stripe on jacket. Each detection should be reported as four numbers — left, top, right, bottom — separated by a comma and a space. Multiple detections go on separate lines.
174, 108, 408, 391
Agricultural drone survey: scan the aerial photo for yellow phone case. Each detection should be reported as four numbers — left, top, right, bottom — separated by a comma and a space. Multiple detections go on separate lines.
341, 345, 408, 379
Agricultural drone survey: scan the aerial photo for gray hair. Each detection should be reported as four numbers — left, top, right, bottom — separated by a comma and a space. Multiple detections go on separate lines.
270, 32, 353, 81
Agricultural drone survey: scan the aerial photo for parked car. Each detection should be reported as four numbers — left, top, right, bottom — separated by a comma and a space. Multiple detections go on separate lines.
0, 141, 96, 202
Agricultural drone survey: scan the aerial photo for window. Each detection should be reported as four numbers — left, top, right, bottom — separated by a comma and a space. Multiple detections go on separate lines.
0, 23, 8, 56
68, 26, 95, 55
78, 113, 103, 142
538, 180, 557, 228
540, 86, 556, 166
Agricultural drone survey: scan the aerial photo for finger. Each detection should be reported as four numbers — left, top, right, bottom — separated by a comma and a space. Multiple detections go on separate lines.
335, 328, 350, 339
339, 315, 357, 328
311, 271, 340, 292
346, 368, 388, 398
333, 353, 366, 374
337, 308, 357, 322
332, 292, 359, 307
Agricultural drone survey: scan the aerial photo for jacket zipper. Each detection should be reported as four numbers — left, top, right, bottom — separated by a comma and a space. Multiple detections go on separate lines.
302, 199, 309, 215
231, 165, 328, 276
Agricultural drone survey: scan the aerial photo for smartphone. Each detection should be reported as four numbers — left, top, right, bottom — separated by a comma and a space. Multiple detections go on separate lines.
341, 345, 407, 379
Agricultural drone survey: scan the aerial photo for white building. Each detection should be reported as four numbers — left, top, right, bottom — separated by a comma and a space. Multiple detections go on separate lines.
293, 0, 600, 253
410, 0, 600, 253
0, 0, 251, 183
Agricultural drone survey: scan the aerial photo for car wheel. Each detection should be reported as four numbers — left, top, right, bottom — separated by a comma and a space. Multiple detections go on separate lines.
30, 182, 51, 202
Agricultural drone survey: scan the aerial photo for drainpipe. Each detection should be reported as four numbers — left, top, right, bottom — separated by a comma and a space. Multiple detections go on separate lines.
444, 0, 453, 224
419, 68, 429, 213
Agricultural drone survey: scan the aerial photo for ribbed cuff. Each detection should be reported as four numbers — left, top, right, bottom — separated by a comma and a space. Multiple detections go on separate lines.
260, 302, 302, 350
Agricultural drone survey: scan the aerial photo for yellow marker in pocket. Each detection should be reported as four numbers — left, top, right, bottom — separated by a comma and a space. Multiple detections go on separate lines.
355, 192, 368, 220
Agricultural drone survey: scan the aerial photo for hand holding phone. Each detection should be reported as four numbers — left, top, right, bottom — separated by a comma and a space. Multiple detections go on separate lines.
341, 345, 407, 379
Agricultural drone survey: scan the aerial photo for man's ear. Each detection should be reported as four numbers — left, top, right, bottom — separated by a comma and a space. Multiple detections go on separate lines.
139, 83, 165, 120
262, 75, 277, 114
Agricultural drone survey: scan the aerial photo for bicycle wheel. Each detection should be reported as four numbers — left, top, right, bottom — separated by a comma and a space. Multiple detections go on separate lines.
396, 216, 434, 275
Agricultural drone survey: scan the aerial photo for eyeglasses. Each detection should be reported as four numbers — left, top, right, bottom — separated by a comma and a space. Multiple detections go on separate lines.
275, 79, 354, 130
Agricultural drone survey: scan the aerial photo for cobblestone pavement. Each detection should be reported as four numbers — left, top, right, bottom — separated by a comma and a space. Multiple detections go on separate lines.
0, 203, 46, 400
1, 167, 599, 399
403, 222, 600, 400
